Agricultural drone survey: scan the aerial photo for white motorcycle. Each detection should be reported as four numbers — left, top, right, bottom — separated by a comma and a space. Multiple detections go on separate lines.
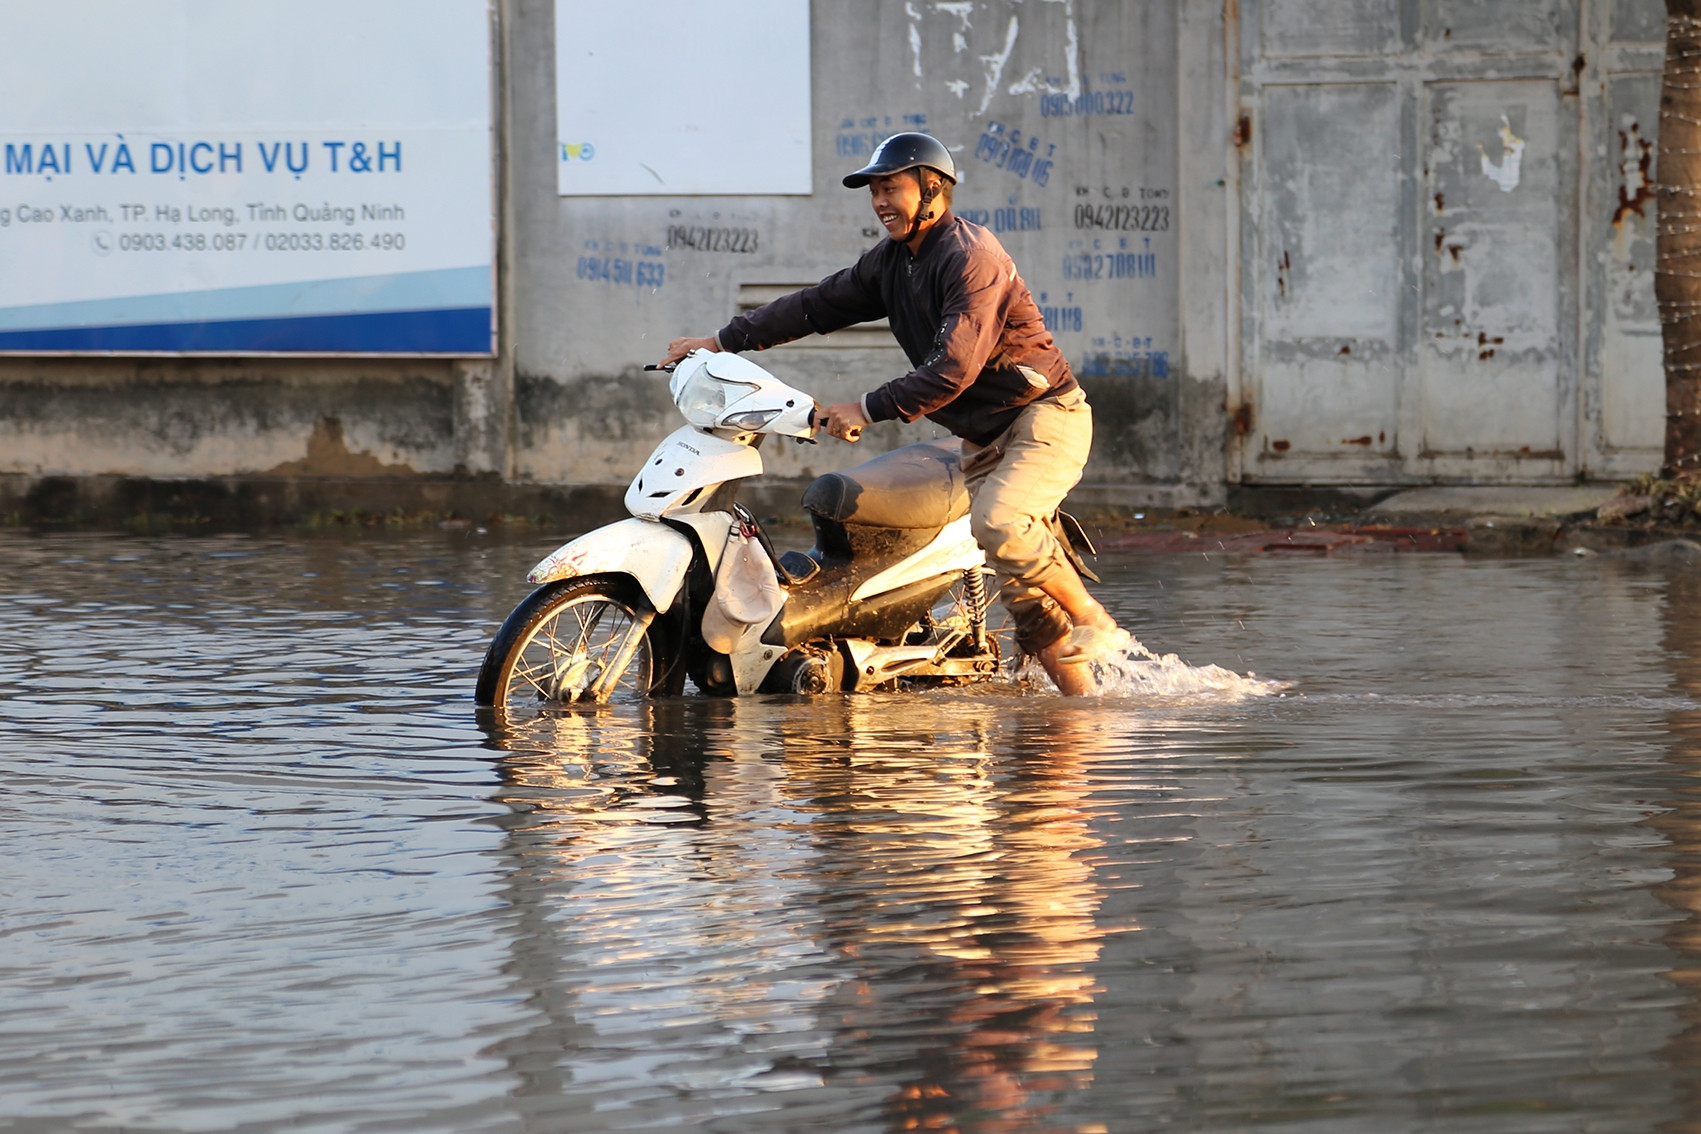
473, 349, 1045, 708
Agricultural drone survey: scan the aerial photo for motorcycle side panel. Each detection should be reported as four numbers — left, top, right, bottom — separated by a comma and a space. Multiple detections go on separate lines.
850, 516, 984, 602
526, 517, 698, 611
760, 557, 955, 649
730, 638, 785, 695
665, 511, 734, 576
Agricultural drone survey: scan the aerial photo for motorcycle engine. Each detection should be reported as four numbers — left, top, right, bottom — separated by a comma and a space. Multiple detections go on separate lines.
762, 646, 845, 695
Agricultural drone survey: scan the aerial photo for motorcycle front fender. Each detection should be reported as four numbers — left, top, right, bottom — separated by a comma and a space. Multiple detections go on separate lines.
526, 517, 702, 612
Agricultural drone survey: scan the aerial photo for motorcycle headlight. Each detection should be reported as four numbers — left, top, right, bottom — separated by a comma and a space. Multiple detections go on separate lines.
675, 368, 757, 428
720, 408, 780, 431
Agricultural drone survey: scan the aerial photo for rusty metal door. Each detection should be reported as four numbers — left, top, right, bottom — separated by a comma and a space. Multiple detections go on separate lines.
1585, 2, 1666, 478
1235, 0, 1664, 484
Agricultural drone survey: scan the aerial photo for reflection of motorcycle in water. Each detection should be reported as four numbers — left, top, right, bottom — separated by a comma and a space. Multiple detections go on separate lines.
474, 695, 1117, 1131
476, 349, 1034, 709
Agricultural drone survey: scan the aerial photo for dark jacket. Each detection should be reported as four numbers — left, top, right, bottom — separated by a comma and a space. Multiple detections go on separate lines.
714, 211, 1079, 446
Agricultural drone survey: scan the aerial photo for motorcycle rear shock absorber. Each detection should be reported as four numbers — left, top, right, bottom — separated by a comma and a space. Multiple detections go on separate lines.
963, 567, 989, 652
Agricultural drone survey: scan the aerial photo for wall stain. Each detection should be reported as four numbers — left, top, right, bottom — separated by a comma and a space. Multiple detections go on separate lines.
1084, 372, 1178, 476
516, 369, 673, 450
265, 417, 417, 477
1435, 229, 1462, 262
0, 371, 454, 472
1613, 123, 1654, 225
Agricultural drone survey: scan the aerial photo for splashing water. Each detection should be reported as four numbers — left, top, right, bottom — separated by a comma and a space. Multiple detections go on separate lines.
1015, 635, 1287, 700
1095, 636, 1287, 698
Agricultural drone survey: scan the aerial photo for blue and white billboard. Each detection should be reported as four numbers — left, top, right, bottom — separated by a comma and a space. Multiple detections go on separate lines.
0, 0, 495, 355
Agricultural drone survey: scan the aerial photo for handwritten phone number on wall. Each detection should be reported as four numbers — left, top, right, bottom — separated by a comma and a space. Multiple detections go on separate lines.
958, 207, 1042, 233
1062, 251, 1157, 280
577, 255, 664, 288
1039, 304, 1083, 333
974, 122, 1054, 187
1080, 350, 1168, 378
116, 231, 405, 252
666, 224, 758, 254
1040, 90, 1135, 118
1074, 204, 1168, 232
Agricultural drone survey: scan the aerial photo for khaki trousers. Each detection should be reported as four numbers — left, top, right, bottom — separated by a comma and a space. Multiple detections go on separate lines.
959, 389, 1091, 653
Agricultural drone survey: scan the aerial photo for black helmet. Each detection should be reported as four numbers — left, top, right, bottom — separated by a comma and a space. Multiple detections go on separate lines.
842, 132, 958, 188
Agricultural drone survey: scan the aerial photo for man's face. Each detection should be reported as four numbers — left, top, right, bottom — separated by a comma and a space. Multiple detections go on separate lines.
868, 171, 928, 241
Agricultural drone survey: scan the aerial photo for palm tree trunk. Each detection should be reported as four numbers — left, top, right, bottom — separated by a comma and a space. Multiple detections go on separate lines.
1660, 0, 1701, 476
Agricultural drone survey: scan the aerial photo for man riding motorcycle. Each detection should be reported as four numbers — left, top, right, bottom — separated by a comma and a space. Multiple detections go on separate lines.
661, 132, 1127, 695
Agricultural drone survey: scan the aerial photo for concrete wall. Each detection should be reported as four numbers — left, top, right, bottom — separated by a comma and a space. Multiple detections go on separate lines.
509, 0, 1209, 503
0, 0, 1218, 524
0, 0, 1669, 527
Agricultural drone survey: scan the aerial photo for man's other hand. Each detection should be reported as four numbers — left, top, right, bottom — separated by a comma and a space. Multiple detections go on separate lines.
661, 336, 719, 366
819, 402, 869, 442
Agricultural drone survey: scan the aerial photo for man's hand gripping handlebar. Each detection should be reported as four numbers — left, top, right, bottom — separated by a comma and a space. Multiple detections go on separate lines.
662, 335, 718, 367
814, 402, 867, 443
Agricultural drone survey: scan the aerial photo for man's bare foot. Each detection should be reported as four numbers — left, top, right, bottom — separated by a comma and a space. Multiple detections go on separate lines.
1033, 563, 1125, 694
1054, 623, 1132, 666
1035, 617, 1128, 696
1036, 636, 1096, 696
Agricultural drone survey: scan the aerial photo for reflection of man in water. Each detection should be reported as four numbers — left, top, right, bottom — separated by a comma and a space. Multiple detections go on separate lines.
778, 698, 1108, 1130
661, 132, 1126, 696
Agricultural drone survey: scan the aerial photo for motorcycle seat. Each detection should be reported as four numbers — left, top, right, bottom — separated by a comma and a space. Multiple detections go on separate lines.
802, 439, 969, 530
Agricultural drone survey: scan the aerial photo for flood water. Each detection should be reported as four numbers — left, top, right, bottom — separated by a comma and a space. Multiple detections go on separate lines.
4, 527, 1701, 1132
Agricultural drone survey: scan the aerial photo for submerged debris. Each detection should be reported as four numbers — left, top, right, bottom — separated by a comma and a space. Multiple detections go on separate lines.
1597, 493, 1652, 523
1598, 473, 1701, 526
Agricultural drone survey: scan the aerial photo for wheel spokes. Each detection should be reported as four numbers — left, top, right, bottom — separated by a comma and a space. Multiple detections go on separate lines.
505, 595, 650, 707
583, 608, 656, 704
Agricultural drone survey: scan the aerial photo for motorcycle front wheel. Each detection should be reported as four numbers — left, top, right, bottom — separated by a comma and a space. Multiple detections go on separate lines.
475, 577, 679, 709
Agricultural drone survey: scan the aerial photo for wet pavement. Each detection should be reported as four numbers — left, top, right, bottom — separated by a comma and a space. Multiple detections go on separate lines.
4, 527, 1701, 1132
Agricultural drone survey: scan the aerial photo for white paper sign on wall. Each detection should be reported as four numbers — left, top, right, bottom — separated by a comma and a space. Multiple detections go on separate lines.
554, 0, 812, 196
